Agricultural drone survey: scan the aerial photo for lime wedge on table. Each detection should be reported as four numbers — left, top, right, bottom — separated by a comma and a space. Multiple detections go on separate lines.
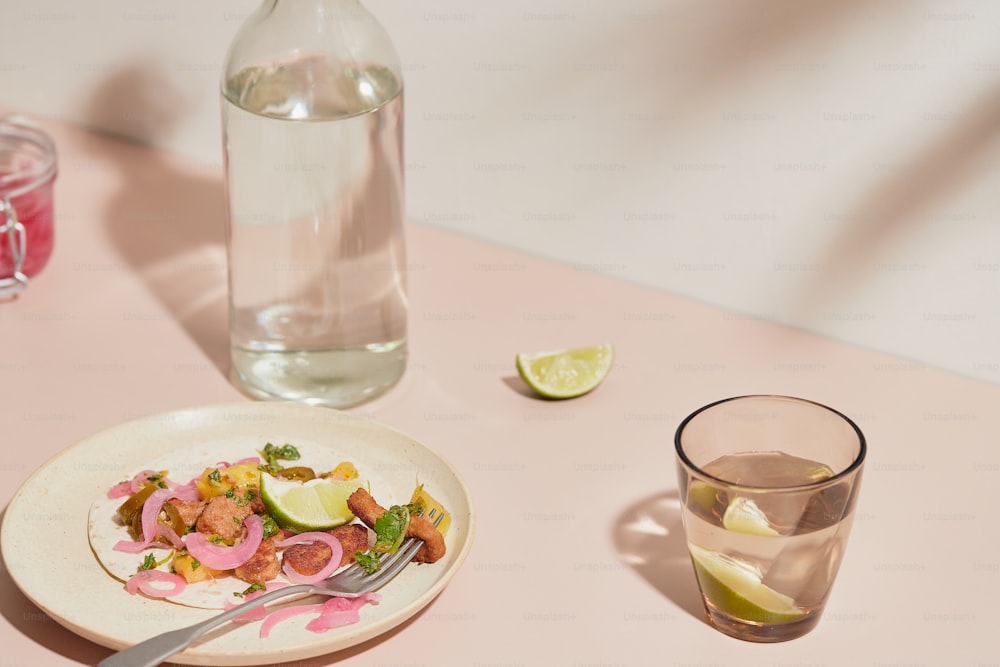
722, 497, 780, 537
688, 544, 805, 624
516, 344, 614, 399
260, 473, 364, 532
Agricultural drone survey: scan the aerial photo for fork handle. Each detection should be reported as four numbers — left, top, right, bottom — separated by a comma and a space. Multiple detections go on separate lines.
96, 584, 314, 667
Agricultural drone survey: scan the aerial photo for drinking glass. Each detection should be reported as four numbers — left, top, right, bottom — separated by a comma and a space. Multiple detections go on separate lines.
674, 395, 866, 642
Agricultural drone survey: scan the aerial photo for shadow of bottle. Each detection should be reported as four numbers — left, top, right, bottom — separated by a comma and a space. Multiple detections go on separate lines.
83, 59, 230, 376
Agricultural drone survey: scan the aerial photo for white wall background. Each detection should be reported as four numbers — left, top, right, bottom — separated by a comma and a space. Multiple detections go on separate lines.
2, 0, 998, 385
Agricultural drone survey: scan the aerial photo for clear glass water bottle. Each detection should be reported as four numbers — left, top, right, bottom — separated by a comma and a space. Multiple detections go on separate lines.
221, 0, 407, 408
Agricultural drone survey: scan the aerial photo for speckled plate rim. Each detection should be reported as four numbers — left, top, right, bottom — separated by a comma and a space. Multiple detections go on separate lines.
0, 402, 475, 666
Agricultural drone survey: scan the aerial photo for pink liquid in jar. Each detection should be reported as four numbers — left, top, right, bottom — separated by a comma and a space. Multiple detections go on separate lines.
0, 118, 57, 287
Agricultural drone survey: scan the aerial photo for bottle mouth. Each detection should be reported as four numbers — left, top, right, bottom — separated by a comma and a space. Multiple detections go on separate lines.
0, 117, 58, 198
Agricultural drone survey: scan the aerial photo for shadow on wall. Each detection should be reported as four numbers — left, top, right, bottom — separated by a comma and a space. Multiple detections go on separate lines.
789, 83, 1000, 321
566, 0, 999, 320
507, 0, 871, 152
84, 60, 230, 377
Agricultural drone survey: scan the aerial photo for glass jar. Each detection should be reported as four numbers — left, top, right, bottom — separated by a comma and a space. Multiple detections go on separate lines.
0, 117, 57, 298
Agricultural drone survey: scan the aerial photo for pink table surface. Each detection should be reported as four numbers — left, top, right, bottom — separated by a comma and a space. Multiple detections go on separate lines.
0, 117, 996, 666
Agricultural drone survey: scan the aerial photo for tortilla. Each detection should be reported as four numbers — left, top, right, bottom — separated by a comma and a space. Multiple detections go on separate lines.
87, 441, 381, 610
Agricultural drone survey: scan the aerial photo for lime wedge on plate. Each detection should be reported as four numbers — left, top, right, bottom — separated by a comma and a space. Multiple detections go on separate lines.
688, 544, 805, 624
516, 344, 614, 399
722, 497, 780, 537
260, 473, 364, 532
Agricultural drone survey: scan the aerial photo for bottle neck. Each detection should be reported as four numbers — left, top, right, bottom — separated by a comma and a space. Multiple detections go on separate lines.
225, 0, 400, 91
269, 0, 365, 17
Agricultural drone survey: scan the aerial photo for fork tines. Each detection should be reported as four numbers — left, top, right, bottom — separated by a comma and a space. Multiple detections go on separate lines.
340, 508, 442, 582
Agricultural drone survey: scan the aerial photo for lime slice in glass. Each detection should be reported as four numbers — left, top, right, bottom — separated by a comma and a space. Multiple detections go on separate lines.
515, 344, 614, 399
689, 544, 805, 624
722, 497, 780, 536
688, 480, 721, 514
259, 473, 364, 532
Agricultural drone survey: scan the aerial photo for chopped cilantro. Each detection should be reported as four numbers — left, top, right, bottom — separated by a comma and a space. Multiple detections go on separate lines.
138, 553, 157, 572
225, 487, 257, 507
145, 473, 168, 489
235, 582, 265, 598
138, 550, 173, 572
208, 468, 221, 484
354, 550, 381, 575
259, 514, 280, 540
355, 502, 422, 573
259, 443, 301, 474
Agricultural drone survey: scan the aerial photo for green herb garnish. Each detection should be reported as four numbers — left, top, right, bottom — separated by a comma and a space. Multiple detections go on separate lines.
235, 582, 265, 598
137, 550, 173, 572
259, 443, 301, 474
354, 502, 422, 573
259, 513, 280, 540
354, 550, 381, 574
145, 473, 168, 489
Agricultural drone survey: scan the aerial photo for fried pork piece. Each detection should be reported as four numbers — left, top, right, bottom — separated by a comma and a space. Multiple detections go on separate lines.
332, 523, 372, 563
234, 536, 281, 585
232, 485, 265, 514
347, 488, 446, 564
196, 495, 253, 542
163, 498, 206, 528
282, 524, 371, 575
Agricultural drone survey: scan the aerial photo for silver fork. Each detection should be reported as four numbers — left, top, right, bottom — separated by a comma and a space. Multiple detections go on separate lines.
97, 510, 440, 667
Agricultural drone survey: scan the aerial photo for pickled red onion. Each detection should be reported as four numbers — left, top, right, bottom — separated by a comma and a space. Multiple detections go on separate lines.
139, 488, 176, 542
108, 470, 170, 499
214, 456, 259, 469
258, 602, 324, 638
276, 532, 343, 584
114, 524, 183, 553
107, 480, 134, 499
258, 593, 379, 638
222, 582, 290, 624
168, 481, 200, 501
306, 593, 381, 633
125, 570, 187, 598
184, 514, 264, 570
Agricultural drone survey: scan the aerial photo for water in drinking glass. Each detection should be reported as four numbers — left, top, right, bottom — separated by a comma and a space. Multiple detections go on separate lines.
680, 450, 860, 642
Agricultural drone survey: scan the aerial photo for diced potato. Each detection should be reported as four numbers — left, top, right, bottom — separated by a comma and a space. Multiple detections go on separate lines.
195, 462, 261, 498
172, 551, 226, 584
328, 461, 359, 480
410, 484, 451, 536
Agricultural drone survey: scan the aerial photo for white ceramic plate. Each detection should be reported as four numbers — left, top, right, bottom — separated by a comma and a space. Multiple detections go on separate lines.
1, 402, 475, 666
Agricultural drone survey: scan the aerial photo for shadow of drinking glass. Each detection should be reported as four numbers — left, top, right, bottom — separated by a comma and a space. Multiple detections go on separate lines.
611, 490, 706, 623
